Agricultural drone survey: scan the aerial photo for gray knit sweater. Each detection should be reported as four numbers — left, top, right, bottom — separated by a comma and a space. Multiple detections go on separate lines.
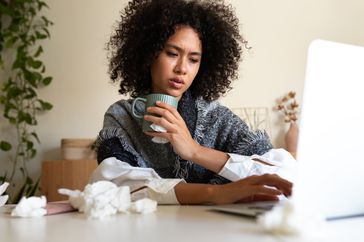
96, 91, 273, 184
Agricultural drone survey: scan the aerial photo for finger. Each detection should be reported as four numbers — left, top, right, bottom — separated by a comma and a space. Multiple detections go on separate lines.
144, 115, 177, 132
233, 185, 281, 203
144, 131, 170, 140
155, 101, 182, 120
146, 106, 176, 124
144, 131, 171, 143
250, 174, 293, 196
254, 185, 283, 197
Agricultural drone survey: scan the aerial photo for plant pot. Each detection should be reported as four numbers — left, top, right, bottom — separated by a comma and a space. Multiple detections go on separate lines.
61, 139, 96, 160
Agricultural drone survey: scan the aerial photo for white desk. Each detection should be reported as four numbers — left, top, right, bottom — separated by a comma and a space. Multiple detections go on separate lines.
1, 205, 363, 242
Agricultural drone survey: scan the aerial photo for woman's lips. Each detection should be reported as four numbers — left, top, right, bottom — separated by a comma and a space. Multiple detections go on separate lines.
168, 78, 184, 89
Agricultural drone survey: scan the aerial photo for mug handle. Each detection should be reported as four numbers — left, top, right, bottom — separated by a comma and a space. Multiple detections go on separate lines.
131, 97, 147, 119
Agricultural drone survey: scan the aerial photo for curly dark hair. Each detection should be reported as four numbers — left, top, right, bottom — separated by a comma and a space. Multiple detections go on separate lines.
108, 0, 247, 101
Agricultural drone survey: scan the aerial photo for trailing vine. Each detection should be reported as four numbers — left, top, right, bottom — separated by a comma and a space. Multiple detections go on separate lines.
0, 0, 53, 203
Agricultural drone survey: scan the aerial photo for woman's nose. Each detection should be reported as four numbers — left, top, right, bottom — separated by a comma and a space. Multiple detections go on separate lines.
174, 58, 187, 75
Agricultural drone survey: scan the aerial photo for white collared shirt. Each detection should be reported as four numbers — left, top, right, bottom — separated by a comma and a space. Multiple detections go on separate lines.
90, 148, 296, 204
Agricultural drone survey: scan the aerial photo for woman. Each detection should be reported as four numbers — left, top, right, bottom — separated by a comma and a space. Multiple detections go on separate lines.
91, 0, 295, 205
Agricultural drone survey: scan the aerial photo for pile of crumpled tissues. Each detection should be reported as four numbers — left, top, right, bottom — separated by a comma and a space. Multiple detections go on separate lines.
0, 182, 9, 207
11, 196, 47, 217
4, 181, 156, 219
59, 180, 157, 219
1, 182, 47, 217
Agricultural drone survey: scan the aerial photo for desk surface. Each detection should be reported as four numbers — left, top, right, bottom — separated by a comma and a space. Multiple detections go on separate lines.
1, 205, 363, 242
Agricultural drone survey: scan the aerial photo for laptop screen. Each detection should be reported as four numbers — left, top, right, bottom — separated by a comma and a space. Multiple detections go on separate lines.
294, 39, 364, 219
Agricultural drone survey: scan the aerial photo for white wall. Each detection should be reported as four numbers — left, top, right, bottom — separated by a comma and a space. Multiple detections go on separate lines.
1, 0, 364, 179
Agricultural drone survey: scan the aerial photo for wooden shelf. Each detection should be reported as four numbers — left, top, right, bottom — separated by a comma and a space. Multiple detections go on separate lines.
41, 159, 98, 202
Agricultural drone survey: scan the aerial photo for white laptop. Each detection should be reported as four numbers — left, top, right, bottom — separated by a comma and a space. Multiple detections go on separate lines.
211, 39, 364, 220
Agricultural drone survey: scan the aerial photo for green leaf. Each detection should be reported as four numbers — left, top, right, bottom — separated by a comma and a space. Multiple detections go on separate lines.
39, 2, 49, 11
33, 61, 42, 69
42, 76, 52, 85
18, 111, 33, 125
12, 58, 23, 69
2, 78, 13, 91
7, 86, 22, 98
34, 72, 42, 81
42, 27, 50, 38
0, 141, 12, 151
29, 6, 36, 16
5, 36, 18, 48
31, 132, 40, 143
35, 31, 47, 39
24, 87, 37, 99
29, 148, 37, 158
27, 58, 42, 69
40, 65, 46, 73
0, 5, 14, 16
34, 46, 43, 57
38, 100, 53, 110
24, 70, 38, 87
26, 141, 34, 150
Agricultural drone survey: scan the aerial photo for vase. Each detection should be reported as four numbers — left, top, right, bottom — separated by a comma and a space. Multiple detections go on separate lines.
285, 122, 299, 157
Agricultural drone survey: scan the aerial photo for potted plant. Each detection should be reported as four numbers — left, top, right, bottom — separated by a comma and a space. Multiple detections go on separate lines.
0, 0, 53, 203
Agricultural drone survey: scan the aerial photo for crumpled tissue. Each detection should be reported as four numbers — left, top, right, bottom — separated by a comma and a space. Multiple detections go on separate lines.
59, 180, 157, 219
257, 198, 326, 236
150, 123, 169, 144
11, 196, 47, 217
59, 181, 131, 219
0, 182, 9, 207
129, 198, 157, 214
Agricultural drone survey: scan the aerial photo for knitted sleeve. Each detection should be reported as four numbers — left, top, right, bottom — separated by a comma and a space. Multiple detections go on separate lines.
96, 137, 139, 166
196, 100, 273, 156
95, 101, 148, 168
215, 105, 273, 156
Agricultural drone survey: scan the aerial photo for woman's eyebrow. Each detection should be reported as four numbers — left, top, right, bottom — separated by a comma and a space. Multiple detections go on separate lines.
165, 44, 202, 56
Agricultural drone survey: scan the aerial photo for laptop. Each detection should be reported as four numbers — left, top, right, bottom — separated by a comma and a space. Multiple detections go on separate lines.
211, 39, 364, 220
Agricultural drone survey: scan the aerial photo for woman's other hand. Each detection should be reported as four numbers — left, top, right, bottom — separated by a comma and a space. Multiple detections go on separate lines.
174, 173, 293, 205
211, 174, 292, 205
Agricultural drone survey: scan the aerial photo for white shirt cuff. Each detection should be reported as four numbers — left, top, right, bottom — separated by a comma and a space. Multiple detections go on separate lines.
218, 149, 297, 182
147, 179, 185, 204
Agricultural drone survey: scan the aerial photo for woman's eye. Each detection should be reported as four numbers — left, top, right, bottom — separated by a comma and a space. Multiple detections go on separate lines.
166, 51, 178, 57
190, 58, 199, 63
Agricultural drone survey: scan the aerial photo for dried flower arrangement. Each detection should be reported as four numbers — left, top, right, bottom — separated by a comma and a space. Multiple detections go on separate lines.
231, 107, 270, 132
275, 91, 299, 123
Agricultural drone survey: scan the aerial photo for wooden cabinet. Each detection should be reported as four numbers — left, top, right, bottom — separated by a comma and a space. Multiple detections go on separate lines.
41, 159, 98, 202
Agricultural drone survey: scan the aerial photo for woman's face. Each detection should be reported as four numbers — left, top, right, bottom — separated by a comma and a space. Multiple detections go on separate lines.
150, 25, 202, 100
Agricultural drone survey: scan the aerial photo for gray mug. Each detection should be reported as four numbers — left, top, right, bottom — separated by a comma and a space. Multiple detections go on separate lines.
131, 93, 178, 132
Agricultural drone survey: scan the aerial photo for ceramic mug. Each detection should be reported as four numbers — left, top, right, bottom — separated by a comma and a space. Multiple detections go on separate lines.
131, 93, 178, 132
